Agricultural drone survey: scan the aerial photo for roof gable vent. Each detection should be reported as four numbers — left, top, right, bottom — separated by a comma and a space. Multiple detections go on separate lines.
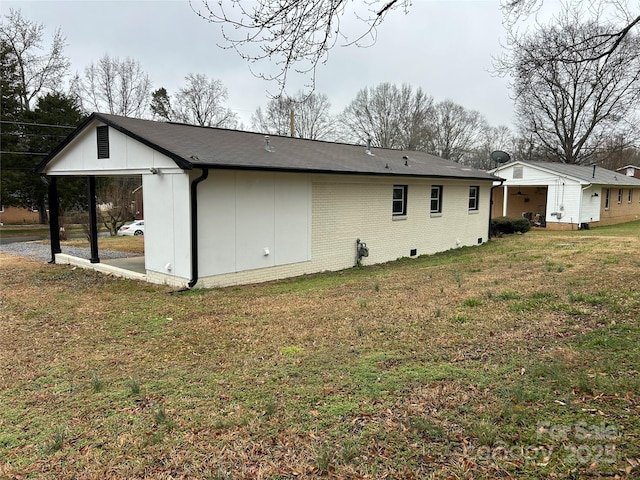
96, 125, 109, 159
513, 166, 523, 179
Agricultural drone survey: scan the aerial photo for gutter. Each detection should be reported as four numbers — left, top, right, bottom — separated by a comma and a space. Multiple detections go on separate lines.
488, 178, 505, 239
188, 168, 209, 288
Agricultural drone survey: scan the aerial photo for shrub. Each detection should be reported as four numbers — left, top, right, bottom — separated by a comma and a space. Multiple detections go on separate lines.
491, 217, 531, 236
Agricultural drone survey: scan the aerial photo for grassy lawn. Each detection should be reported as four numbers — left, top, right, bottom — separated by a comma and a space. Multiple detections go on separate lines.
1, 222, 639, 479
60, 235, 145, 255
0, 224, 85, 239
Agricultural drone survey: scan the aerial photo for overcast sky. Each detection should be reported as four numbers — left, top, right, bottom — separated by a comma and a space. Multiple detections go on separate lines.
3, 0, 518, 130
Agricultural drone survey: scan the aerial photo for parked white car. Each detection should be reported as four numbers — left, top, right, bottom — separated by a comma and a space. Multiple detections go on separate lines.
117, 220, 144, 236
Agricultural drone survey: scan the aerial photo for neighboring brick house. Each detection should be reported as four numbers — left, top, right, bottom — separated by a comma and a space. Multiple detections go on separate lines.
0, 206, 40, 225
491, 160, 640, 230
617, 165, 640, 180
37, 112, 500, 288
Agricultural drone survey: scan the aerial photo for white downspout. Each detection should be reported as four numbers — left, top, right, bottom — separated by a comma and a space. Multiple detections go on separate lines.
578, 184, 591, 228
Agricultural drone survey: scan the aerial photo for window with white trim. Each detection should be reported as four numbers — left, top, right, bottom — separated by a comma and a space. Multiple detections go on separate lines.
617, 188, 623, 203
392, 185, 408, 216
605, 188, 611, 209
628, 189, 633, 203
430, 185, 443, 213
468, 186, 479, 211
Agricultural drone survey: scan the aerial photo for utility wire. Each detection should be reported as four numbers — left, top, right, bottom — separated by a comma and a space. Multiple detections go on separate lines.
0, 120, 77, 129
0, 151, 48, 155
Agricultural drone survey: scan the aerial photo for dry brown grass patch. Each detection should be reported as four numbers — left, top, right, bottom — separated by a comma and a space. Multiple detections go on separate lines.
1, 225, 639, 479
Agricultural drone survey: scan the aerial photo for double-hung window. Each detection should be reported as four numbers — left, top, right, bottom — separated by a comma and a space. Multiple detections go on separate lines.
392, 185, 408, 216
628, 189, 633, 203
468, 186, 479, 211
617, 189, 623, 204
431, 186, 443, 214
605, 188, 611, 209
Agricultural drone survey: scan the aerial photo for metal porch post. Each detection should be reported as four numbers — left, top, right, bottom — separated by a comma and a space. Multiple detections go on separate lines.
87, 176, 100, 263
48, 176, 61, 263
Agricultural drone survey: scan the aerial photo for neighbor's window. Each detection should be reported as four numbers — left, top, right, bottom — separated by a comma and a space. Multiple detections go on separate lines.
605, 188, 611, 209
96, 125, 109, 159
617, 188, 623, 203
628, 189, 633, 203
431, 185, 443, 213
469, 186, 480, 211
392, 185, 408, 216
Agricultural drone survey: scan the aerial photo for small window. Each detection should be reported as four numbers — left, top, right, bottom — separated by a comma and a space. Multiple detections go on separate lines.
469, 186, 480, 211
605, 188, 611, 209
513, 166, 523, 179
617, 188, 623, 204
431, 185, 443, 213
96, 125, 109, 159
0, 204, 4, 213
628, 189, 633, 203
392, 185, 408, 216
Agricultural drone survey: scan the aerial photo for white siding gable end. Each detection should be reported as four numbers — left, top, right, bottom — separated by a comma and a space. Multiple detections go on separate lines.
42, 121, 183, 176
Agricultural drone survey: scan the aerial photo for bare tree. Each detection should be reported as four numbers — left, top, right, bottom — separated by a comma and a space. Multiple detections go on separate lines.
190, 0, 637, 96
339, 83, 433, 149
593, 135, 640, 170
503, 0, 639, 63
151, 74, 237, 128
502, 7, 640, 164
252, 91, 335, 140
0, 8, 70, 111
97, 177, 140, 236
395, 86, 434, 151
252, 98, 293, 136
427, 100, 488, 163
79, 54, 152, 117
190, 0, 411, 93
174, 73, 237, 127
465, 125, 515, 169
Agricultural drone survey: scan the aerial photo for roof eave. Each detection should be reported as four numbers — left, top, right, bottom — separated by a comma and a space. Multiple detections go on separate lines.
193, 163, 500, 181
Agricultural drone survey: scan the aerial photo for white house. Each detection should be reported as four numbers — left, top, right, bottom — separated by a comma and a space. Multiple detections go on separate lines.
38, 113, 500, 288
491, 160, 640, 230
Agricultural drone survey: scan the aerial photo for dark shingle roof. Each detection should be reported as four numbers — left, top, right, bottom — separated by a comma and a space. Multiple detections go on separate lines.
38, 113, 499, 181
509, 160, 640, 187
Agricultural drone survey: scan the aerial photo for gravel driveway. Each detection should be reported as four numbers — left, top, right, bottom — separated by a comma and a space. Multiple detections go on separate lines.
0, 242, 137, 262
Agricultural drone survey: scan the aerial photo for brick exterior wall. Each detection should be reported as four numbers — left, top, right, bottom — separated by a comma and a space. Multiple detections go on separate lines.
196, 175, 492, 288
597, 187, 640, 226
0, 206, 40, 224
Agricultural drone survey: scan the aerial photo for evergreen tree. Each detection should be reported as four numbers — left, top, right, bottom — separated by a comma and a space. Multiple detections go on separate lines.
25, 93, 86, 217
0, 40, 28, 214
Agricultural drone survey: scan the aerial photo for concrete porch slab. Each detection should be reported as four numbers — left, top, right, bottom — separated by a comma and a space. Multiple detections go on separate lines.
55, 254, 147, 282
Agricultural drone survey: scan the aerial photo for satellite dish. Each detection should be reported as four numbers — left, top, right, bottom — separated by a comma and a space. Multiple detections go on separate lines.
490, 150, 511, 165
